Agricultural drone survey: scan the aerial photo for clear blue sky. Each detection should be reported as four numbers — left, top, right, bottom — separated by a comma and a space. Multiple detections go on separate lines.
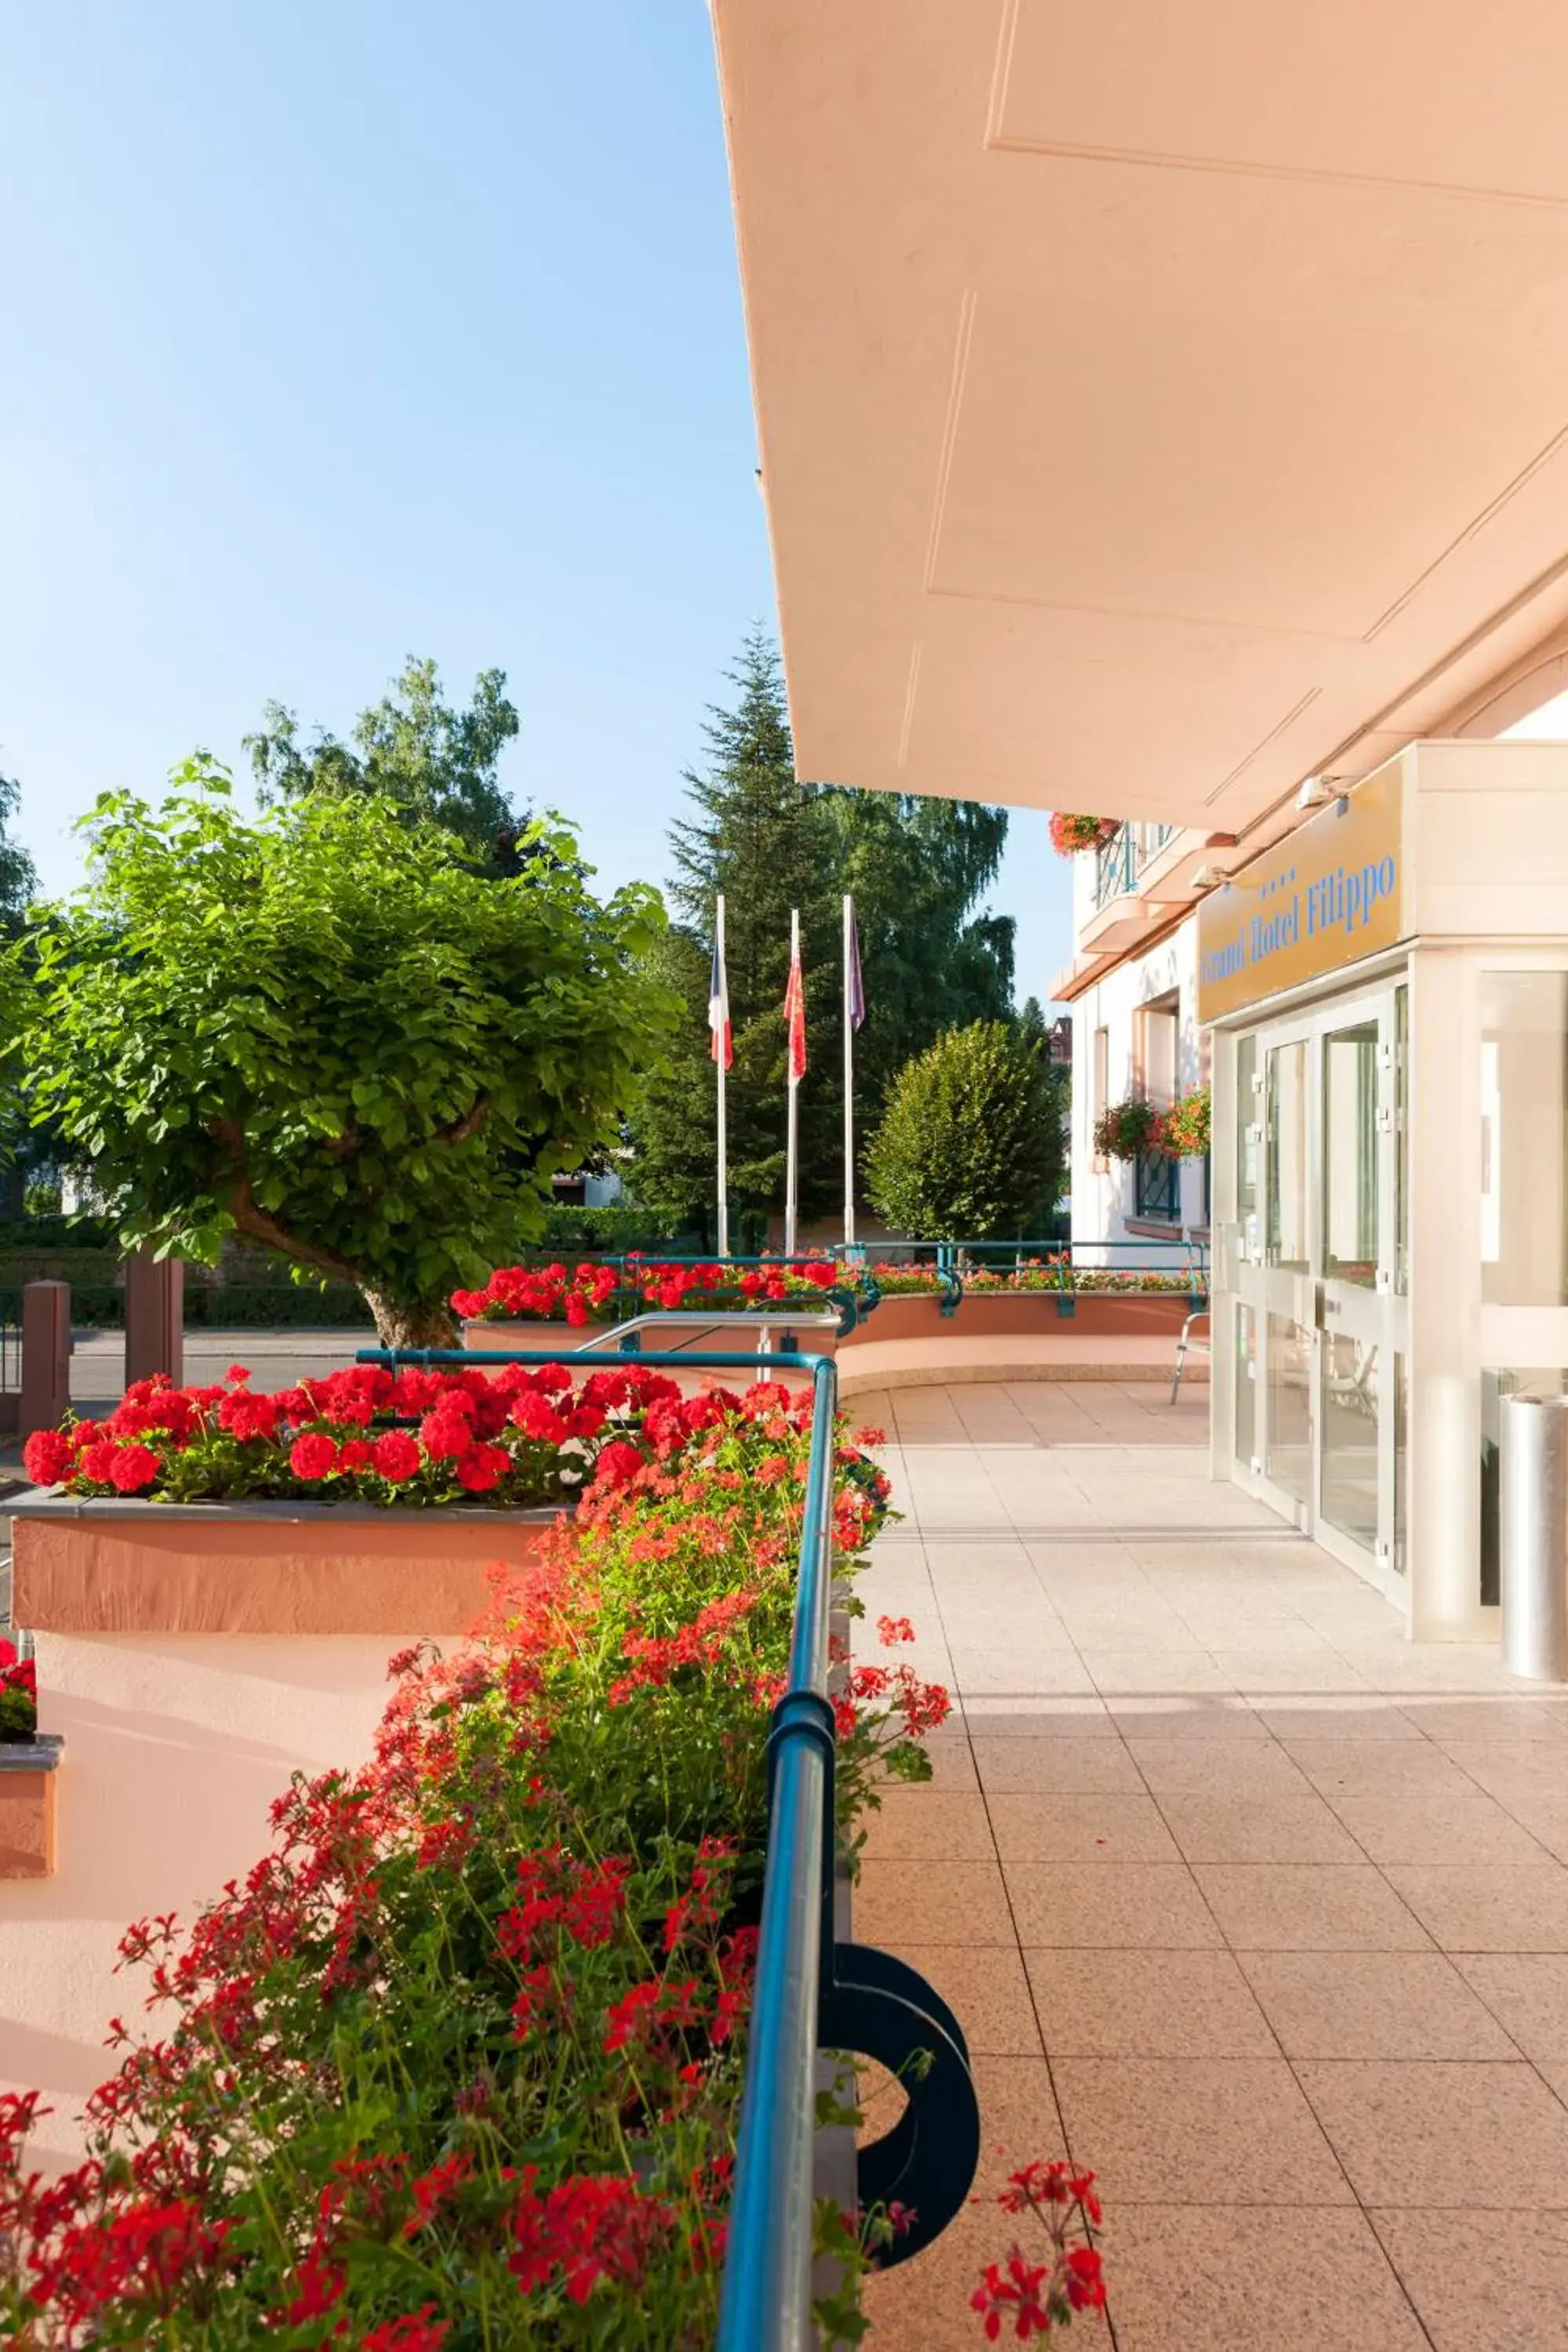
0, 1, 1071, 1007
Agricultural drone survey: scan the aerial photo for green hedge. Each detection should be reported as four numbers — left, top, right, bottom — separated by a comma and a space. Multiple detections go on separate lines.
186, 1283, 372, 1329
0, 1215, 120, 1250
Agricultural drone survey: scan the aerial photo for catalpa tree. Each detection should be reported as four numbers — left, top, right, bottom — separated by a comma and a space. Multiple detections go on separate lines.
13, 760, 677, 1345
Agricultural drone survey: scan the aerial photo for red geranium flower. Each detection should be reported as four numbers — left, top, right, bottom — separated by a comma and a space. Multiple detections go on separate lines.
362, 2307, 451, 2351
21, 1429, 73, 1487
109, 1444, 162, 1495
289, 1433, 339, 1482
456, 1444, 508, 1494
372, 1431, 422, 1483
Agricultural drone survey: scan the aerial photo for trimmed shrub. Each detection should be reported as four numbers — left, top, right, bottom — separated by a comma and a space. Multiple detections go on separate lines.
866, 1022, 1064, 1242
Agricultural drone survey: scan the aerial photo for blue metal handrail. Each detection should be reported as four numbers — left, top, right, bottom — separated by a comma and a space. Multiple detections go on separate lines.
357, 1331, 979, 2349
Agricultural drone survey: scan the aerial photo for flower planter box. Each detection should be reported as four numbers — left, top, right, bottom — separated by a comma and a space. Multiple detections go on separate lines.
460, 1319, 583, 1360
0, 1736, 61, 1880
463, 1316, 839, 1365
2, 1496, 556, 2158
845, 1290, 1194, 1345
10, 1495, 557, 1636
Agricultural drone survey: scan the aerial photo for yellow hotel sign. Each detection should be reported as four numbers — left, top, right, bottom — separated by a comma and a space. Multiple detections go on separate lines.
1196, 767, 1406, 1023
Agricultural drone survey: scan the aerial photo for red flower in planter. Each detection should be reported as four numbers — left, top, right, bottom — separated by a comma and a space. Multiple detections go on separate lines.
219, 1389, 281, 1443
21, 1428, 73, 1486
419, 1410, 474, 1462
456, 1444, 509, 1494
108, 1445, 162, 1495
289, 1433, 339, 1481
363, 2307, 451, 2351
371, 1431, 421, 1483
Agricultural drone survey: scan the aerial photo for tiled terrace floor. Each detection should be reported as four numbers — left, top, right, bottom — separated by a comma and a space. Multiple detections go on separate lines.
853, 1381, 1568, 2352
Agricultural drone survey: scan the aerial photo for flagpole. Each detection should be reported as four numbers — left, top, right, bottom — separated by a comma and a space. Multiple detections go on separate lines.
843, 894, 855, 1250
784, 907, 799, 1258
716, 894, 729, 1259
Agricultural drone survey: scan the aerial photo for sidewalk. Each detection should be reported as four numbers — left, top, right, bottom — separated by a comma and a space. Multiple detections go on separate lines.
854, 1381, 1568, 2352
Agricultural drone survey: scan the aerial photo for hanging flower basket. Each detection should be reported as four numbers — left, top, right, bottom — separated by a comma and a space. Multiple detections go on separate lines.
1048, 813, 1120, 858
1092, 1098, 1163, 1163
1160, 1084, 1211, 1159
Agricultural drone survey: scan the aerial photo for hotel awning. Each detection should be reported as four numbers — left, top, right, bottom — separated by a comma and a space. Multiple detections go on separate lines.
712, 1, 1568, 833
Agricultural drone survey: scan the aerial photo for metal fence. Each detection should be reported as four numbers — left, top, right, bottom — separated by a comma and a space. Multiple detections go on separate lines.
358, 1331, 982, 2351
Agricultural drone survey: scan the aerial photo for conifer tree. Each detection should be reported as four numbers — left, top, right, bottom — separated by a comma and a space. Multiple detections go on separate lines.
628, 631, 1018, 1236
634, 629, 843, 1230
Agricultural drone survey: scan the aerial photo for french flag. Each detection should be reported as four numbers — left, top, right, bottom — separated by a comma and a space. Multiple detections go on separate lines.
709, 930, 732, 1070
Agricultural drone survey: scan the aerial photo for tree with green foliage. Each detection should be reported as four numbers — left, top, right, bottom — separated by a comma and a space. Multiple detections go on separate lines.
0, 774, 36, 931
826, 789, 1014, 1112
10, 760, 676, 1345
635, 629, 843, 1230
627, 630, 1017, 1233
245, 656, 521, 860
0, 775, 41, 1211
866, 1021, 1064, 1241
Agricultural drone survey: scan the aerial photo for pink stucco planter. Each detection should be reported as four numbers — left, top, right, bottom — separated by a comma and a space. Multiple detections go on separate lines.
462, 1316, 840, 1365
843, 1290, 1194, 1345
461, 1319, 582, 1359
2, 1497, 556, 2161
10, 1496, 557, 1636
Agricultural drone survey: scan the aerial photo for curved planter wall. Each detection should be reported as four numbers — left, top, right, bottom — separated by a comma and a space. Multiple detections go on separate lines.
837, 1289, 1202, 1394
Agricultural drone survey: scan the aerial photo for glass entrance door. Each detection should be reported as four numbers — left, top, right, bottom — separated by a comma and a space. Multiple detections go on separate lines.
1235, 981, 1408, 1592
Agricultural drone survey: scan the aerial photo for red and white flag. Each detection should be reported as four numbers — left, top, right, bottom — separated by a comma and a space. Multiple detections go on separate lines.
784, 924, 807, 1085
708, 927, 731, 1071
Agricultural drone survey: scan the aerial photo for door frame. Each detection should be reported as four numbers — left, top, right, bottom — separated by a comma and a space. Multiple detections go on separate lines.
1229, 976, 1408, 1600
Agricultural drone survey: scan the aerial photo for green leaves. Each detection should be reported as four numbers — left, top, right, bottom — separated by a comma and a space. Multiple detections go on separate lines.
866, 1020, 1065, 1241
14, 778, 681, 1334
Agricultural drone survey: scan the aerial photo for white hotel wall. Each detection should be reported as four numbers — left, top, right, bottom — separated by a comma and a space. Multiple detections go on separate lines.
1067, 902, 1205, 1263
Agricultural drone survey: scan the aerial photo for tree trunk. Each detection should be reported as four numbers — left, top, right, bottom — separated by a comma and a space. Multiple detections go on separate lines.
361, 1290, 460, 1352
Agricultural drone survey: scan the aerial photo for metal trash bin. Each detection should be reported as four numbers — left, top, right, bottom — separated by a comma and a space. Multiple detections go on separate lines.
1499, 1394, 1568, 1682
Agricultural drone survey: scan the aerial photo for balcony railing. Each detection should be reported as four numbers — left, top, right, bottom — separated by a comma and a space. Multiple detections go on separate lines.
1093, 820, 1181, 910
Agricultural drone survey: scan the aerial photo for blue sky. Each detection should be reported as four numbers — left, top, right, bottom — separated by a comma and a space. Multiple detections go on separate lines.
0, 1, 1072, 1007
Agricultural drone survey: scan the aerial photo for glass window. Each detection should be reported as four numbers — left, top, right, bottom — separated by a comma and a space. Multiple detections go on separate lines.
1323, 1018, 1379, 1287
1266, 1042, 1309, 1270
1236, 1035, 1258, 1259
1320, 1331, 1379, 1552
1480, 975, 1568, 1306
1265, 1314, 1312, 1507
1394, 985, 1409, 1295
1235, 1301, 1257, 1471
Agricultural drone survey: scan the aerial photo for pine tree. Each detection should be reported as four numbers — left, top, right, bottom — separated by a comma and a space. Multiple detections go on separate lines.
629, 630, 1018, 1235
637, 629, 843, 1229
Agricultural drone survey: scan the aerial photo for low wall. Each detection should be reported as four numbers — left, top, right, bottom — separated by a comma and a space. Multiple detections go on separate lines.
2, 1500, 552, 2165
456, 1295, 1203, 1396
837, 1290, 1206, 1395
846, 1291, 1193, 1344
